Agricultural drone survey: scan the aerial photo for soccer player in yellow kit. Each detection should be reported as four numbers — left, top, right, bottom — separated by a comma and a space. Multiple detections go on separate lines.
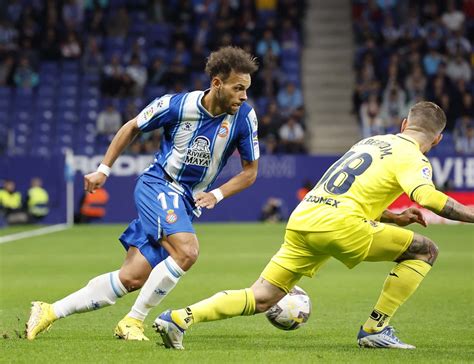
155, 101, 474, 349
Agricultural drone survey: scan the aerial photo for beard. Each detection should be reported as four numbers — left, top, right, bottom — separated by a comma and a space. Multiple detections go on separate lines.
217, 88, 238, 115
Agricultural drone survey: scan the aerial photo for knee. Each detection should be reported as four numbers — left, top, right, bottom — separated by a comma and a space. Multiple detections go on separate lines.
171, 239, 199, 271
177, 244, 199, 271
118, 271, 147, 292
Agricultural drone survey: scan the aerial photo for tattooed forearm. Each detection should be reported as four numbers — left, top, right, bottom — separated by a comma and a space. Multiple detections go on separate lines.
438, 197, 474, 223
380, 210, 397, 223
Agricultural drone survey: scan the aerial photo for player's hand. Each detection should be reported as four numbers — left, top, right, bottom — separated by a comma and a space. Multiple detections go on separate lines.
194, 191, 217, 209
84, 171, 107, 193
395, 207, 427, 227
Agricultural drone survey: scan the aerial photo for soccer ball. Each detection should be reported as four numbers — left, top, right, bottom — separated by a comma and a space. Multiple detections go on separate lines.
265, 286, 312, 330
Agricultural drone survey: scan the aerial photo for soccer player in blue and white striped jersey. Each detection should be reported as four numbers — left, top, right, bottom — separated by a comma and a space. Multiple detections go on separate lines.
26, 46, 260, 341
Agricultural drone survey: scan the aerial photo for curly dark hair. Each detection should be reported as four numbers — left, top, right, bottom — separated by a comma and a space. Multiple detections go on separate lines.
205, 46, 258, 81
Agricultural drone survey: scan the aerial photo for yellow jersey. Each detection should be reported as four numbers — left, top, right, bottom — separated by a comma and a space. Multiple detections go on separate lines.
288, 134, 435, 231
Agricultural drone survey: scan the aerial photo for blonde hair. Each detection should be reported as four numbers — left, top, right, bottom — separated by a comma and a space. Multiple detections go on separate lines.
407, 101, 447, 137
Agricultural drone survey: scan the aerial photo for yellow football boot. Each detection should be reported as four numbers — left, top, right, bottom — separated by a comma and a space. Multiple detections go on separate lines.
114, 316, 149, 341
26, 301, 58, 340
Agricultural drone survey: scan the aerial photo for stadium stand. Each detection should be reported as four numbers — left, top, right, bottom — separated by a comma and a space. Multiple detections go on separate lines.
352, 0, 473, 156
0, 0, 307, 158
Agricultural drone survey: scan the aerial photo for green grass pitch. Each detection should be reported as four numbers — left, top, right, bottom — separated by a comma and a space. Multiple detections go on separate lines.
1, 223, 473, 363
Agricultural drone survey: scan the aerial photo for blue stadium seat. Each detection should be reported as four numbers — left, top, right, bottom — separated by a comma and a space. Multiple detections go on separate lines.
57, 98, 78, 111
58, 110, 79, 124
0, 87, 12, 97
60, 86, 79, 97
38, 86, 56, 97
40, 61, 60, 72
62, 60, 80, 72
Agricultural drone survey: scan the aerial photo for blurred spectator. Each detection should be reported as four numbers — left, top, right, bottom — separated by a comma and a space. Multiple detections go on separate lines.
0, 180, 27, 224
257, 29, 281, 59
26, 177, 49, 223
126, 55, 148, 96
360, 94, 385, 138
149, 0, 166, 23
261, 134, 280, 155
0, 55, 15, 86
82, 36, 104, 73
297, 180, 313, 201
0, 20, 19, 53
62, 0, 84, 30
446, 30, 472, 56
102, 54, 126, 96
107, 6, 129, 38
13, 57, 39, 89
446, 53, 472, 83
453, 115, 473, 153
87, 7, 106, 36
96, 104, 122, 144
405, 64, 427, 101
460, 93, 474, 117
277, 82, 303, 117
380, 85, 406, 130
422, 47, 443, 77
148, 57, 169, 86
123, 101, 139, 123
40, 28, 61, 60
258, 113, 279, 140
260, 197, 283, 222
124, 38, 148, 66
441, 0, 465, 32
75, 188, 109, 223
279, 116, 305, 154
60, 32, 82, 59
381, 14, 401, 48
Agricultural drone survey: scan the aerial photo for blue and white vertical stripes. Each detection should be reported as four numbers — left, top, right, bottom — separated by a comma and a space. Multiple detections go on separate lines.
137, 90, 259, 202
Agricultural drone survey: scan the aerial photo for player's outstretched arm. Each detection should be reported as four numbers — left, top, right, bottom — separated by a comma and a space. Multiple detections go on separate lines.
84, 118, 141, 193
437, 197, 474, 223
411, 185, 474, 223
194, 159, 258, 209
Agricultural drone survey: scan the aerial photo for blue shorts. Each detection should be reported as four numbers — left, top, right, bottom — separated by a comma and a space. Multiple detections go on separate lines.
119, 177, 196, 268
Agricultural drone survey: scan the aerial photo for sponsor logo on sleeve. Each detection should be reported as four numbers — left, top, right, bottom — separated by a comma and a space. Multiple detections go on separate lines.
421, 166, 432, 179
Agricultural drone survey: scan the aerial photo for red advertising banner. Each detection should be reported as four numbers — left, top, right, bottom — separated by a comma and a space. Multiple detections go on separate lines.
389, 192, 474, 224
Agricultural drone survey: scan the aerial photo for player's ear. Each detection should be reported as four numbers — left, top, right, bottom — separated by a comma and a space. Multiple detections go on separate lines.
400, 118, 408, 132
432, 133, 443, 147
212, 77, 222, 89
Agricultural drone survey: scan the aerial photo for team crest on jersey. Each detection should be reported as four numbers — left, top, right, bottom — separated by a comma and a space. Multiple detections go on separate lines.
218, 121, 229, 138
165, 209, 178, 224
421, 166, 432, 180
185, 136, 211, 167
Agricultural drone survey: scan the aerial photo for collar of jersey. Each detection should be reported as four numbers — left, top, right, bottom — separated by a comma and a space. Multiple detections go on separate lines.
396, 133, 419, 148
197, 89, 228, 119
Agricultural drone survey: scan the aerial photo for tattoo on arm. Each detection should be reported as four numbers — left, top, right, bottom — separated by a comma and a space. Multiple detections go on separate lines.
380, 210, 396, 223
438, 197, 474, 223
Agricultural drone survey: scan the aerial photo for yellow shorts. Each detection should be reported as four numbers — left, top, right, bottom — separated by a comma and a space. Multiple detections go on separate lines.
261, 220, 414, 293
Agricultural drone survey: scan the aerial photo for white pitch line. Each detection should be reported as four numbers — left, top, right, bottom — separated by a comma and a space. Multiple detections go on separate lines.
0, 223, 72, 244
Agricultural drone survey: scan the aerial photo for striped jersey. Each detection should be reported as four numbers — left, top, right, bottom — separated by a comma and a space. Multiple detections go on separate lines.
136, 90, 259, 201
